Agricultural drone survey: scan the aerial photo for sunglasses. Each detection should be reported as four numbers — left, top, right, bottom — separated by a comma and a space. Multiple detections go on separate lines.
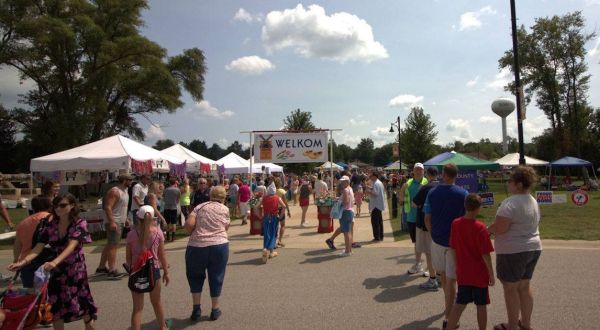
55, 203, 71, 208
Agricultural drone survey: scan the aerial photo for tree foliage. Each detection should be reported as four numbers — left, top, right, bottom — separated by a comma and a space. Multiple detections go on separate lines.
498, 11, 595, 157
152, 139, 174, 150
283, 108, 316, 130
353, 138, 374, 164
399, 107, 438, 166
0, 0, 206, 165
0, 104, 16, 172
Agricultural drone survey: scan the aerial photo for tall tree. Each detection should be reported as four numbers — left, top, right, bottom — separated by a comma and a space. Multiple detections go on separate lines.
206, 143, 224, 161
226, 141, 245, 157
373, 143, 393, 167
152, 139, 174, 150
283, 108, 316, 130
498, 11, 594, 157
353, 138, 375, 164
0, 104, 16, 172
0, 0, 206, 163
399, 107, 438, 167
334, 144, 353, 163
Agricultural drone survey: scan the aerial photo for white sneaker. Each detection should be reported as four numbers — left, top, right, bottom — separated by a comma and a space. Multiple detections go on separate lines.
338, 251, 352, 257
407, 263, 423, 274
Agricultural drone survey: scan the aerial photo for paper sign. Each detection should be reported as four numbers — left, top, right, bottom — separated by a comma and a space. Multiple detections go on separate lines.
478, 192, 494, 207
552, 194, 567, 204
254, 132, 328, 163
536, 191, 553, 205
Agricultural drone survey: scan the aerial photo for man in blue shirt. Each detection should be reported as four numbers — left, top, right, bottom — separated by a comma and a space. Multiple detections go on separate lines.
368, 171, 386, 241
423, 163, 468, 330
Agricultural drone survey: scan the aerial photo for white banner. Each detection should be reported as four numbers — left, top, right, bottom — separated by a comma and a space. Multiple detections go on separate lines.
254, 132, 329, 163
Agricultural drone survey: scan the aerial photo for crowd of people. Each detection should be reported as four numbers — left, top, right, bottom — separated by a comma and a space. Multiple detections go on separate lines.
0, 164, 543, 330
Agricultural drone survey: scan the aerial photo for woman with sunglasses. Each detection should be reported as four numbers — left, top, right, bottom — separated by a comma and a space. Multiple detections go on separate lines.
8, 193, 97, 330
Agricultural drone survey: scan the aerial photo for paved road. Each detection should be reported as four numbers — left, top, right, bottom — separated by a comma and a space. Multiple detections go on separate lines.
0, 202, 598, 329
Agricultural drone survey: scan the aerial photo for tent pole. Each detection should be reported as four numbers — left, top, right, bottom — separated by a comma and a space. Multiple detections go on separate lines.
330, 130, 334, 193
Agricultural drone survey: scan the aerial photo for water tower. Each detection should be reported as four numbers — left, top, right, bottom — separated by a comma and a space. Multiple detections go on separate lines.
491, 98, 515, 154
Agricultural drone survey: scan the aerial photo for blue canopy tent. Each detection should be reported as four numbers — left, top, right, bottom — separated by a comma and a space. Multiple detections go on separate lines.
546, 156, 597, 190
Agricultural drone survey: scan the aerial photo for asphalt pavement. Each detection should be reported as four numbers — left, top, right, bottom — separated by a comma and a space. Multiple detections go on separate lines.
0, 201, 598, 329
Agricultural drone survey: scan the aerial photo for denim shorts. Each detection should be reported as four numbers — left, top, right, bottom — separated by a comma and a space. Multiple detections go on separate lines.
339, 209, 354, 233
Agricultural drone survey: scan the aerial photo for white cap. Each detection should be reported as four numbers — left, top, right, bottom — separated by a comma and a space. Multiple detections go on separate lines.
414, 163, 425, 169
136, 205, 155, 219
339, 175, 350, 182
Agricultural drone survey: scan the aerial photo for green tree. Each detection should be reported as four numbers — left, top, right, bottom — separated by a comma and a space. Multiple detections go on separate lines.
353, 138, 374, 165
334, 144, 354, 163
226, 141, 247, 158
0, 0, 206, 164
399, 107, 438, 167
498, 11, 594, 157
0, 104, 16, 172
206, 143, 224, 161
283, 109, 316, 130
153, 139, 174, 150
373, 143, 393, 167
187, 139, 208, 156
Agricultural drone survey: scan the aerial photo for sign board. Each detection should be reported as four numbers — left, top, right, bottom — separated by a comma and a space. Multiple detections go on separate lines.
392, 144, 399, 156
478, 192, 494, 207
455, 170, 478, 193
253, 132, 328, 163
535, 191, 553, 205
571, 189, 589, 207
552, 194, 567, 204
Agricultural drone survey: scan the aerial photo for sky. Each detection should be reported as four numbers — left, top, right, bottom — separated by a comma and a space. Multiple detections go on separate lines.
3, 0, 600, 151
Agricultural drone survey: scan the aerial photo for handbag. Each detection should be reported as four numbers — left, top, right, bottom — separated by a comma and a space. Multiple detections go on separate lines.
330, 200, 343, 219
128, 232, 159, 293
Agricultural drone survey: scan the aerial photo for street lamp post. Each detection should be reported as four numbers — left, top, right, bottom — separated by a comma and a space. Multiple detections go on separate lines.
510, 0, 526, 165
389, 116, 401, 173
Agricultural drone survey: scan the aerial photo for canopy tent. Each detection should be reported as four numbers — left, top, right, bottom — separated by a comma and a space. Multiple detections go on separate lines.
495, 153, 549, 167
216, 152, 250, 174
383, 160, 409, 171
30, 135, 184, 172
548, 156, 592, 167
317, 161, 343, 171
545, 156, 597, 189
161, 144, 215, 173
248, 156, 284, 174
424, 151, 500, 171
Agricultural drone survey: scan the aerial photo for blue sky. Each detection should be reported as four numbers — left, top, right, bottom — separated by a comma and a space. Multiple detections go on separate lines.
3, 0, 600, 150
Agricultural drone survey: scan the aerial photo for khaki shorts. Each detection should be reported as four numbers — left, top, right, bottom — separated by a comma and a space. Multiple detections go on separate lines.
415, 227, 432, 254
431, 241, 456, 279
239, 202, 250, 217
106, 223, 123, 245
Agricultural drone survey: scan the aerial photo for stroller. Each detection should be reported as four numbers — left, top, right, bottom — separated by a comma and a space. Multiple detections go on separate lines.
0, 268, 52, 330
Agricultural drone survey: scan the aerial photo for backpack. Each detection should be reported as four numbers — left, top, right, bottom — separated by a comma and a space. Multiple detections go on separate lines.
128, 232, 159, 293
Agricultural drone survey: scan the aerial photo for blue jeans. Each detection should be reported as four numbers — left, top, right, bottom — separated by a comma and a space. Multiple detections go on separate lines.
185, 243, 229, 297
262, 214, 279, 250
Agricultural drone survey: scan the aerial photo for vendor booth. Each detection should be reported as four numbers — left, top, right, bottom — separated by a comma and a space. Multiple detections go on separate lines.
384, 160, 408, 171
161, 144, 215, 174
545, 156, 598, 190
495, 153, 549, 167
216, 152, 250, 174
423, 151, 500, 193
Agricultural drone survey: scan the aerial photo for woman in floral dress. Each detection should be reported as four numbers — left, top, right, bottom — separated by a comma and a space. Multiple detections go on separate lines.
9, 193, 97, 330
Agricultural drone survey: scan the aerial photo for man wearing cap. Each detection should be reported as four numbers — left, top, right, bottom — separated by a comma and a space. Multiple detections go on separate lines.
96, 173, 132, 279
399, 163, 429, 275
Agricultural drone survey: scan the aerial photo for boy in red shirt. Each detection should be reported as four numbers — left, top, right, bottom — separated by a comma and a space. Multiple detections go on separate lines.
446, 193, 495, 330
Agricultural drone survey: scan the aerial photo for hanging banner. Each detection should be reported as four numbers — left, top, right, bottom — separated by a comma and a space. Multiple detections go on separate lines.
253, 132, 329, 163
392, 144, 399, 156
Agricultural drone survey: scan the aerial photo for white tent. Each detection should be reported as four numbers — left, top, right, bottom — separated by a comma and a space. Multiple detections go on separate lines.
161, 144, 215, 173
30, 135, 185, 172
318, 161, 343, 171
249, 156, 284, 174
216, 152, 250, 174
495, 153, 549, 167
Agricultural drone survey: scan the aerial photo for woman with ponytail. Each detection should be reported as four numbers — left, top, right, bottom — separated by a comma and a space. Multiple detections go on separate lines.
126, 205, 170, 330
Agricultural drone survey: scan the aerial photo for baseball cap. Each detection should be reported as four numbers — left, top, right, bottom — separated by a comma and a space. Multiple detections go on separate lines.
136, 205, 155, 219
339, 175, 350, 182
414, 163, 425, 170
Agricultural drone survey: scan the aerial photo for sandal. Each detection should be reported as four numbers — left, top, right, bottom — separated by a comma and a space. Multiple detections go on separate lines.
269, 251, 279, 258
261, 250, 269, 263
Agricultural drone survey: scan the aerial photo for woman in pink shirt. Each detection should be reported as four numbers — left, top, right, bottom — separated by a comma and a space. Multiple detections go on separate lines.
184, 185, 230, 322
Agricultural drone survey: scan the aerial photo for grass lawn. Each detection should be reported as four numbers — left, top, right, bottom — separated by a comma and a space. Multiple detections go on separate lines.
389, 186, 600, 241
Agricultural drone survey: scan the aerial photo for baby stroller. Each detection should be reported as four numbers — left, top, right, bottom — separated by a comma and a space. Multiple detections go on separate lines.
0, 268, 51, 330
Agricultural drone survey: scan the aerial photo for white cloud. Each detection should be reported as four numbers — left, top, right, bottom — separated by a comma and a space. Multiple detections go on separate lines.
335, 133, 361, 147
486, 67, 512, 90
506, 114, 549, 141
458, 6, 497, 31
146, 125, 166, 139
348, 115, 369, 126
389, 94, 424, 109
261, 4, 388, 63
370, 127, 394, 147
193, 101, 235, 119
446, 118, 473, 141
585, 0, 600, 5
479, 115, 500, 124
466, 75, 479, 87
225, 56, 275, 75
588, 38, 600, 58
233, 8, 262, 23
218, 138, 229, 147
0, 66, 35, 108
